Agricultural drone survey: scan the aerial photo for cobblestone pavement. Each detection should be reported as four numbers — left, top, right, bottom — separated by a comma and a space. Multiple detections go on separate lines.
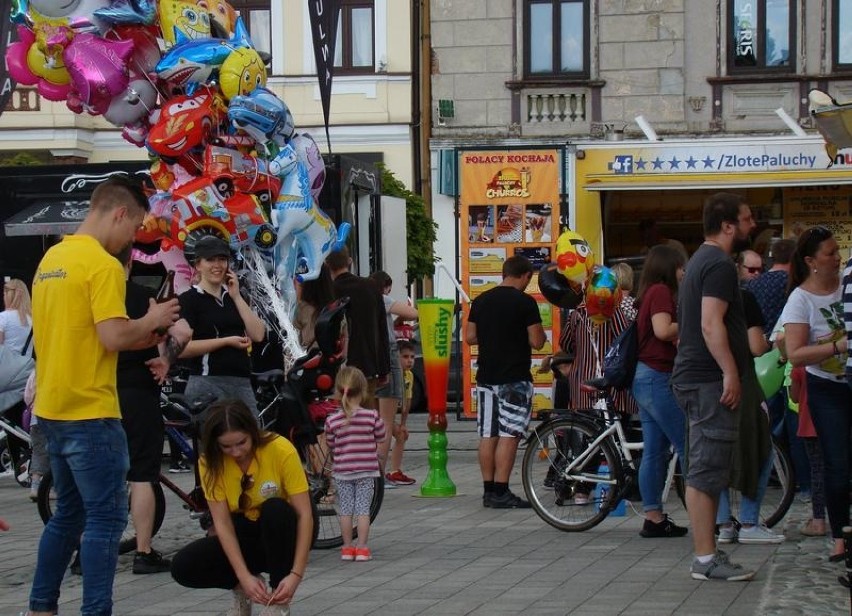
0, 415, 849, 615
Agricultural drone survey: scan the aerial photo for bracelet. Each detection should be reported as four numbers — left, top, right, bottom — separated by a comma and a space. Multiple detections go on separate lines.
833, 340, 840, 356
290, 570, 303, 579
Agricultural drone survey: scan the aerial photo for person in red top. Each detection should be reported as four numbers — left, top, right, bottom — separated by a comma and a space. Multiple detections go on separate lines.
630, 244, 689, 538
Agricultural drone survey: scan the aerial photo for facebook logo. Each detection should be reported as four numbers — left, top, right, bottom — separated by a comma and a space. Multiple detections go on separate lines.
611, 155, 633, 174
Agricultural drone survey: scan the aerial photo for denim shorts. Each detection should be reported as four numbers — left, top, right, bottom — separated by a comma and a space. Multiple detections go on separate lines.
375, 348, 403, 400
672, 381, 738, 495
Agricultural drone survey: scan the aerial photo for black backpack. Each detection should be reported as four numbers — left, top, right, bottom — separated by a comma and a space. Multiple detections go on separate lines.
601, 320, 639, 390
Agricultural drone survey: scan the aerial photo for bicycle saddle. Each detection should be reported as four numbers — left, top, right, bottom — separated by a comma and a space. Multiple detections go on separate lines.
582, 377, 611, 392
168, 392, 216, 416
252, 369, 285, 385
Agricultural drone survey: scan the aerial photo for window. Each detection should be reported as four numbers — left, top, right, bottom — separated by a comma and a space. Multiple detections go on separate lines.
729, 0, 794, 72
524, 0, 589, 79
334, 0, 375, 73
230, 0, 271, 58
834, 0, 852, 69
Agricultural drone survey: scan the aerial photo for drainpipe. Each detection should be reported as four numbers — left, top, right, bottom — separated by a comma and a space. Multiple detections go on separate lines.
420, 0, 434, 295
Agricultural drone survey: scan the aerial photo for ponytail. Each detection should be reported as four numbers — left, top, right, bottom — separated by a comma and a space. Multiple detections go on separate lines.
334, 366, 368, 423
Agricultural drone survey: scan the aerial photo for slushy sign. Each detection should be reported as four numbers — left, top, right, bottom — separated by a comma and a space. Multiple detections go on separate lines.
418, 299, 454, 413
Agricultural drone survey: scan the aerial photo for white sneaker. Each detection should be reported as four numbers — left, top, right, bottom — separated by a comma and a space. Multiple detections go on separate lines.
717, 525, 738, 544
226, 589, 252, 616
258, 605, 290, 616
738, 524, 785, 545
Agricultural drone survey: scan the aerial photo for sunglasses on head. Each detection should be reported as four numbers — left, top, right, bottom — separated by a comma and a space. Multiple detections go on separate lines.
238, 473, 254, 511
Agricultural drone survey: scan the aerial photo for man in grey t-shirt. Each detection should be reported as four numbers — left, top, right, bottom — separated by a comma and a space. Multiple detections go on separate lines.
671, 192, 756, 582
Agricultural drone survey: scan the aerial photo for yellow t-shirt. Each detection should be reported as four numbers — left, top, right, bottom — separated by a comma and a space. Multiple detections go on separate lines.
403, 369, 413, 404
200, 435, 309, 522
32, 235, 128, 420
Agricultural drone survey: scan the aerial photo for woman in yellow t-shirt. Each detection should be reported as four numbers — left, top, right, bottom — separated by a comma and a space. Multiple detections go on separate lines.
171, 400, 313, 616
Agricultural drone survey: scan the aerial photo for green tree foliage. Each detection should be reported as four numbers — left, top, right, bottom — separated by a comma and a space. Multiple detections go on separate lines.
0, 151, 48, 166
379, 163, 437, 280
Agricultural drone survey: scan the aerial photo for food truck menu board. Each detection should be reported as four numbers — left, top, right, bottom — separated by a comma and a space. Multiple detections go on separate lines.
459, 149, 563, 419
783, 186, 852, 257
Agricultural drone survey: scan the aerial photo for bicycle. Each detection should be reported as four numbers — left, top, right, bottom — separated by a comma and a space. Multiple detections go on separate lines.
37, 392, 215, 555
522, 382, 794, 532
253, 298, 384, 549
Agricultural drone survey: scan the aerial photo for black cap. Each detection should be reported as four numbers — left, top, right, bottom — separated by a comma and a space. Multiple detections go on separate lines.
193, 236, 230, 260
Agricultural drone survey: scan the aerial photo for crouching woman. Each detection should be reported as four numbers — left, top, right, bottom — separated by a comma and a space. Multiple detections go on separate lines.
171, 400, 312, 616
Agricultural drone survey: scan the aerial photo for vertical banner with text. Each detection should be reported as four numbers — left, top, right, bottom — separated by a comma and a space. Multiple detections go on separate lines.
307, 0, 340, 152
0, 0, 17, 116
459, 149, 563, 419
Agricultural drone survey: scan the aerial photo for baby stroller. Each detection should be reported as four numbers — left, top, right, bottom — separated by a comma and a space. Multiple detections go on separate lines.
0, 343, 35, 486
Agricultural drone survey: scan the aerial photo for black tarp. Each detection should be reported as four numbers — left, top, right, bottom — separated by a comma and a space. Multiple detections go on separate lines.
3, 200, 89, 236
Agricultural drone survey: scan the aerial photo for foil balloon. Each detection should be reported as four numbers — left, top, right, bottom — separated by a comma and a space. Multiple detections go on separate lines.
94, 0, 157, 24
146, 87, 227, 159
228, 86, 294, 154
219, 46, 266, 100
538, 263, 584, 310
157, 0, 211, 47
155, 16, 251, 91
7, 25, 73, 100
104, 78, 157, 125
585, 266, 622, 325
63, 33, 133, 115
205, 0, 236, 35
290, 133, 326, 200
28, 0, 112, 30
112, 25, 162, 77
555, 228, 594, 288
11, 0, 29, 23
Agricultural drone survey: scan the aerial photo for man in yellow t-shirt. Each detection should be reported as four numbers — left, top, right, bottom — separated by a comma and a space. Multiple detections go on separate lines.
28, 177, 180, 616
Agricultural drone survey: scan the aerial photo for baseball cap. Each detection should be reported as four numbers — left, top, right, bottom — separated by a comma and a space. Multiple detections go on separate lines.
193, 236, 230, 260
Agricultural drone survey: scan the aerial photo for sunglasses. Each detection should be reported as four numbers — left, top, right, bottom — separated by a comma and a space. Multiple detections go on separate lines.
238, 473, 254, 511
743, 266, 762, 274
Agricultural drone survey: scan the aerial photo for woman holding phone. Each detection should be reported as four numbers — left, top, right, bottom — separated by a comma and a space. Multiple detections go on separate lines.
178, 236, 266, 413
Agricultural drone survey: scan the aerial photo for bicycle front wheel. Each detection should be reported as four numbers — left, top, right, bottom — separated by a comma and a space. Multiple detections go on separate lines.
522, 417, 622, 532
304, 440, 384, 549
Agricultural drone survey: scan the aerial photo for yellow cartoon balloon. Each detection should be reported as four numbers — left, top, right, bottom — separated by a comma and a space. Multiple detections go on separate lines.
219, 47, 267, 100
555, 229, 594, 288
158, 0, 212, 47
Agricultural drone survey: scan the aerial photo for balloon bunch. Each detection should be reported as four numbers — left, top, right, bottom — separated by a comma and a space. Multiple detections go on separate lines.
6, 0, 350, 356
538, 228, 621, 323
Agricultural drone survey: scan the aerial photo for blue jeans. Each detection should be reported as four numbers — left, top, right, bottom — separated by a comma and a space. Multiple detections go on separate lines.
631, 362, 686, 512
30, 418, 129, 616
807, 374, 852, 539
717, 446, 773, 525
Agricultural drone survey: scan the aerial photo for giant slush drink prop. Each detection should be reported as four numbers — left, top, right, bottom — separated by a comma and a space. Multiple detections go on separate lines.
417, 298, 457, 496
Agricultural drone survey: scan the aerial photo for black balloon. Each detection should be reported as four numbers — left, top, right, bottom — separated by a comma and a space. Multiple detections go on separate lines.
538, 263, 584, 310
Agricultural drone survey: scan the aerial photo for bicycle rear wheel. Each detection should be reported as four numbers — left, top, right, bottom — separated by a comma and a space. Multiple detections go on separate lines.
725, 436, 795, 529
303, 439, 384, 549
522, 417, 622, 532
37, 473, 166, 555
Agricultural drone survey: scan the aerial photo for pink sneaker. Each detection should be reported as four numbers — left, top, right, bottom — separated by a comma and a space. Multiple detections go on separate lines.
341, 545, 356, 561
355, 546, 372, 561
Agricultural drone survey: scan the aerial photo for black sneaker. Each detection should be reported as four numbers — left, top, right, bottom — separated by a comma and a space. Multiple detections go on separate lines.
169, 460, 191, 474
133, 549, 172, 574
488, 490, 531, 509
483, 493, 493, 508
640, 514, 689, 538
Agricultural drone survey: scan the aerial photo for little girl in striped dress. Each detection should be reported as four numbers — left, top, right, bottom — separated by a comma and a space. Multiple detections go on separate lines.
324, 366, 386, 561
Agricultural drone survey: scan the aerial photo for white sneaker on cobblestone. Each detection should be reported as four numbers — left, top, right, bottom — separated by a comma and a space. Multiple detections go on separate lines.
227, 589, 252, 616
738, 524, 785, 544
258, 605, 290, 616
717, 525, 738, 544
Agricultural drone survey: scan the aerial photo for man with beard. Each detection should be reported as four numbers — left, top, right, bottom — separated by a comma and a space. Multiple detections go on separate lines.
671, 192, 757, 581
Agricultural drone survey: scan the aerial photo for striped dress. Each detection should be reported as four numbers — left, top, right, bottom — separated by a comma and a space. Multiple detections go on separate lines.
324, 407, 386, 479
559, 303, 638, 413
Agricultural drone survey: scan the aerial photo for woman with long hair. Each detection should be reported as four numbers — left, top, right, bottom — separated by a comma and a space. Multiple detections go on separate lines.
780, 226, 848, 561
171, 399, 313, 615
630, 244, 688, 538
0, 278, 33, 356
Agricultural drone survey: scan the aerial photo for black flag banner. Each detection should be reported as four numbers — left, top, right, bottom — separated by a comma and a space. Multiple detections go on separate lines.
0, 0, 16, 117
307, 0, 340, 153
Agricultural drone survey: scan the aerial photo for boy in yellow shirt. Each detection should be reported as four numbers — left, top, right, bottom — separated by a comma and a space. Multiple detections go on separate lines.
385, 340, 417, 485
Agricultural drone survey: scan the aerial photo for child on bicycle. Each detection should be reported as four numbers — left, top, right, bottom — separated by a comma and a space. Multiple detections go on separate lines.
385, 340, 416, 486
324, 366, 386, 562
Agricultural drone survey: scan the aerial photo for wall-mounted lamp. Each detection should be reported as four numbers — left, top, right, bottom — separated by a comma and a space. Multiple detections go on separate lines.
635, 115, 661, 141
